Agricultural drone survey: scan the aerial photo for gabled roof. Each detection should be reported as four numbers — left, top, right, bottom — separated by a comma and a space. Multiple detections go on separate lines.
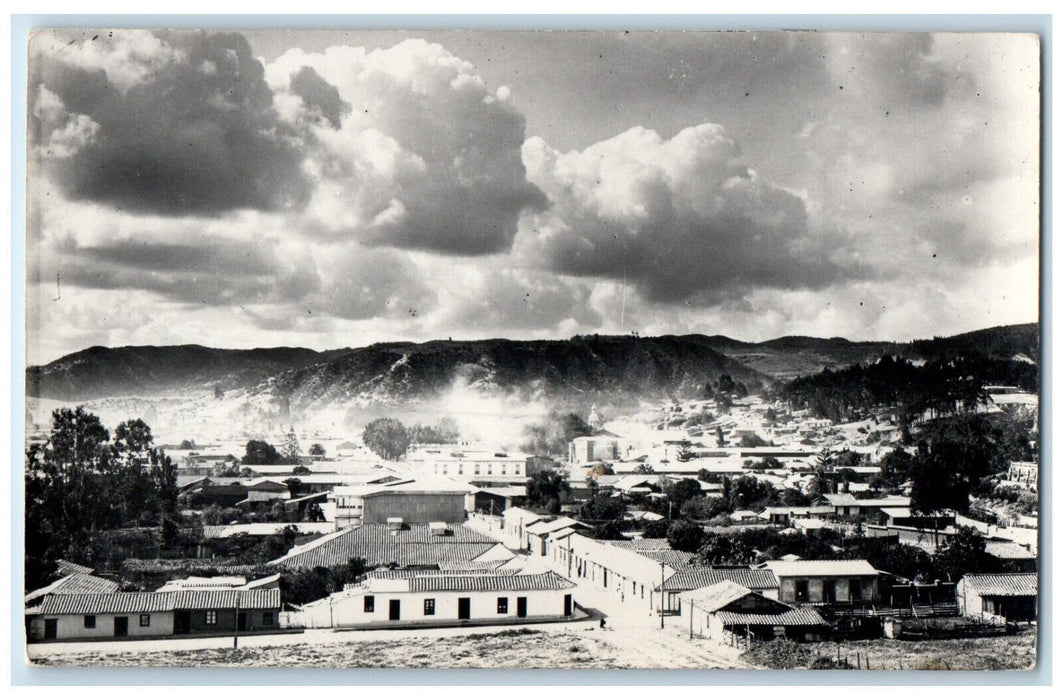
55, 560, 95, 576
716, 608, 826, 626
659, 567, 780, 592
962, 573, 1038, 596
984, 540, 1036, 560
35, 588, 280, 615
25, 573, 120, 602
525, 517, 585, 536
680, 580, 756, 612
270, 523, 499, 569
410, 572, 575, 593
765, 559, 879, 578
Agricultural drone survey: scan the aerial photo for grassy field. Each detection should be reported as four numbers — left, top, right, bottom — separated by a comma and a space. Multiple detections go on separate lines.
743, 626, 1038, 671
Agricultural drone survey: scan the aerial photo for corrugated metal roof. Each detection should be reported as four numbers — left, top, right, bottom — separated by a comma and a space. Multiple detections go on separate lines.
271, 523, 499, 569
715, 608, 826, 626
765, 559, 879, 578
410, 572, 575, 593
660, 567, 780, 592
680, 580, 754, 612
35, 589, 280, 615
963, 573, 1038, 597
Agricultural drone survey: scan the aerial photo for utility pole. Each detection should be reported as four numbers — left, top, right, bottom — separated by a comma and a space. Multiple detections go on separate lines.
660, 561, 666, 630
233, 592, 240, 649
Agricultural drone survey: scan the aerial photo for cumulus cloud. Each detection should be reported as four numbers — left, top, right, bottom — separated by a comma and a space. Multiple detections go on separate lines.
265, 39, 546, 254
515, 124, 860, 304
29, 30, 312, 215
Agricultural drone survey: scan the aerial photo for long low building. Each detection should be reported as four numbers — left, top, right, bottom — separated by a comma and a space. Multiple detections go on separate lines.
26, 589, 280, 642
287, 571, 576, 629
270, 521, 510, 569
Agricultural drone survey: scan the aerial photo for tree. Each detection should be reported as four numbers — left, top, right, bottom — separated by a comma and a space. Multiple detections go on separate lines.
590, 520, 628, 540
362, 418, 411, 461
934, 526, 1001, 581
666, 520, 706, 553
642, 518, 672, 538
578, 492, 627, 522
308, 443, 326, 458
526, 470, 569, 513
738, 433, 771, 448
695, 532, 756, 567
24, 408, 176, 588
283, 427, 301, 463
291, 465, 312, 476
178, 439, 197, 450
242, 440, 283, 466
664, 478, 702, 507
633, 463, 656, 475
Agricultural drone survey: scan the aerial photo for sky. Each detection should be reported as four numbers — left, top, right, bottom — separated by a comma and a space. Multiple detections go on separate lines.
25, 29, 1041, 365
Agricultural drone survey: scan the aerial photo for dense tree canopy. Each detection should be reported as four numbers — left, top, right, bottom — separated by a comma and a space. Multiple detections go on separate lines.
526, 469, 569, 514
362, 417, 411, 461
25, 408, 177, 589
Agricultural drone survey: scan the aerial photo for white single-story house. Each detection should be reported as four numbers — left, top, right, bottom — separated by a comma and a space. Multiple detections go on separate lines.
286, 571, 576, 629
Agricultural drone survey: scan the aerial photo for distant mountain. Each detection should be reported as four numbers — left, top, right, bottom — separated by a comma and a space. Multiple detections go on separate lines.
25, 345, 351, 401
909, 323, 1039, 363
25, 323, 1039, 405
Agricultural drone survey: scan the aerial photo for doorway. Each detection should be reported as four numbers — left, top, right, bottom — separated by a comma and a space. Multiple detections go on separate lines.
517, 597, 528, 618
458, 598, 471, 620
389, 600, 401, 621
564, 594, 573, 617
114, 616, 129, 637
44, 619, 57, 640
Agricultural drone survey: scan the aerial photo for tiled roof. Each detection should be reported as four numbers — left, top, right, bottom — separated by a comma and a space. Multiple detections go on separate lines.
35, 589, 280, 615
609, 538, 672, 552
716, 608, 826, 626
984, 541, 1037, 560
963, 573, 1038, 597
410, 572, 575, 593
271, 523, 499, 569
633, 549, 694, 569
659, 567, 780, 592
55, 560, 95, 576
26, 574, 120, 602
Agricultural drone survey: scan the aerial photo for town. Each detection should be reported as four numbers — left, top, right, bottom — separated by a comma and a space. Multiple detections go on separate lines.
24, 371, 1039, 670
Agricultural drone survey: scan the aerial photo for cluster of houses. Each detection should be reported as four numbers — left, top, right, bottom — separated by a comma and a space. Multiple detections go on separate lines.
26, 391, 1039, 646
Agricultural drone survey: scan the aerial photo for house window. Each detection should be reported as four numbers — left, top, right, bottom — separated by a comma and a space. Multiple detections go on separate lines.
497, 597, 509, 614
424, 599, 436, 615
205, 611, 218, 625
263, 612, 274, 626
849, 579, 863, 601
365, 596, 375, 613
139, 614, 151, 627
795, 580, 809, 602
84, 615, 96, 629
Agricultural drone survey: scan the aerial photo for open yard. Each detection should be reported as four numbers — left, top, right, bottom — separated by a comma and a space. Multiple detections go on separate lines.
28, 623, 750, 670
742, 626, 1039, 671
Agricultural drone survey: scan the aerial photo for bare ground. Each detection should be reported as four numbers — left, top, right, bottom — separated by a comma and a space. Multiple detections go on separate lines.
28, 623, 751, 670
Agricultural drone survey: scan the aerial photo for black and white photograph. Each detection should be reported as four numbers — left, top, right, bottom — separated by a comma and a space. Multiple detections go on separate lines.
21, 26, 1042, 672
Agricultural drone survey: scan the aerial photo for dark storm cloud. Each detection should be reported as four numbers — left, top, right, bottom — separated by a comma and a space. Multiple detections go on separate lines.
288, 65, 351, 129
48, 236, 319, 306
518, 124, 866, 305
31, 31, 312, 215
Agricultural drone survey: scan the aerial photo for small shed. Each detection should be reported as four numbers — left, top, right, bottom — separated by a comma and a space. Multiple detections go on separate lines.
679, 580, 826, 644
956, 572, 1038, 622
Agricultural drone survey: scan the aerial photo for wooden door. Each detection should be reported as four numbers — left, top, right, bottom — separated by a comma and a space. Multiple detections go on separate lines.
114, 616, 129, 637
